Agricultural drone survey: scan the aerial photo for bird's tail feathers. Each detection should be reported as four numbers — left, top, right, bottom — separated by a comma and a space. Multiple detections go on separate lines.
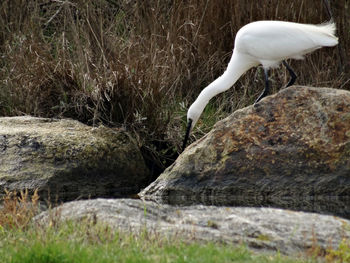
318, 21, 336, 35
316, 21, 338, 46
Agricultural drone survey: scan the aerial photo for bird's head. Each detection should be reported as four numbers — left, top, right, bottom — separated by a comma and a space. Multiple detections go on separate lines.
182, 102, 203, 152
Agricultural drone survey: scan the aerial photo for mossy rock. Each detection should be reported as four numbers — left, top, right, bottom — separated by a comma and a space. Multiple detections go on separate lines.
140, 86, 350, 218
0, 116, 149, 201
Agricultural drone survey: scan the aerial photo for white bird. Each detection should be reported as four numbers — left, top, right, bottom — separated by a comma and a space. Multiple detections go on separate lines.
182, 20, 338, 151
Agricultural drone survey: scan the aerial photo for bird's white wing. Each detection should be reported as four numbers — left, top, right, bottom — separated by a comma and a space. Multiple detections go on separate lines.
234, 21, 331, 66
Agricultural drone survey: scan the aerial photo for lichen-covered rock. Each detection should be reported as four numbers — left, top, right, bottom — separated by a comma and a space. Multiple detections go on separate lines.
140, 86, 350, 217
0, 116, 149, 200
35, 198, 350, 255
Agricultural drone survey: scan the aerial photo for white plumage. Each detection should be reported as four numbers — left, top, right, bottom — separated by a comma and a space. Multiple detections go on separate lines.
183, 20, 338, 151
236, 21, 338, 67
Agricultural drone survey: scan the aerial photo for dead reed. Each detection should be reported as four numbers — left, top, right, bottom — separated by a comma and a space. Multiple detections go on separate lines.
0, 0, 349, 174
0, 189, 40, 229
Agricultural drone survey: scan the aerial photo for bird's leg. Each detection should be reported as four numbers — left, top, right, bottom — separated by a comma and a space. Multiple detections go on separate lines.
282, 61, 297, 87
254, 68, 269, 104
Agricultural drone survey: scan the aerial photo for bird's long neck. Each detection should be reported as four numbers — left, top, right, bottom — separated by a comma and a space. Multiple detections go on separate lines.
192, 51, 256, 113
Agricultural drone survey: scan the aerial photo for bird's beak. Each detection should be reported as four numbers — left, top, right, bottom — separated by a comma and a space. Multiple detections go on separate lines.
182, 119, 193, 152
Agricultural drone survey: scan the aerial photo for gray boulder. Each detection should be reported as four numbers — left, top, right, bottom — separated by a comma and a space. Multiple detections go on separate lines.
140, 86, 350, 218
35, 198, 350, 255
0, 116, 149, 200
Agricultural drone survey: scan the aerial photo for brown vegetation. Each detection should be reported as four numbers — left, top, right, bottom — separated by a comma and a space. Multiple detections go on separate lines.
0, 189, 40, 229
0, 0, 349, 174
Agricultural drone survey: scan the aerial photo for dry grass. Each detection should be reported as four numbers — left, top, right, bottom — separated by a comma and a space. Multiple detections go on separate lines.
0, 189, 40, 229
0, 0, 349, 174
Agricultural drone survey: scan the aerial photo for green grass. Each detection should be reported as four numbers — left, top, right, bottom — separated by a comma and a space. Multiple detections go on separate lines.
0, 220, 314, 263
1, 191, 348, 263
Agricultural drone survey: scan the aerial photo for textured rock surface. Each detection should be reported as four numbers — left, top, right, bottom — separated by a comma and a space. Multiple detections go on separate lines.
140, 87, 350, 217
35, 198, 350, 255
0, 116, 149, 200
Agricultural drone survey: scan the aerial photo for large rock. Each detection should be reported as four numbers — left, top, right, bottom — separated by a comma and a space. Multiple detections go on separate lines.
35, 198, 350, 255
140, 86, 350, 218
0, 116, 149, 200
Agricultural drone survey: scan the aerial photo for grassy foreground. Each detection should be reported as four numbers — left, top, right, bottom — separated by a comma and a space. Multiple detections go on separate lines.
0, 220, 315, 263
1, 191, 349, 263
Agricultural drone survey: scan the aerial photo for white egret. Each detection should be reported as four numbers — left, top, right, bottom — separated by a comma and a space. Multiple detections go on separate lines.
182, 20, 338, 151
